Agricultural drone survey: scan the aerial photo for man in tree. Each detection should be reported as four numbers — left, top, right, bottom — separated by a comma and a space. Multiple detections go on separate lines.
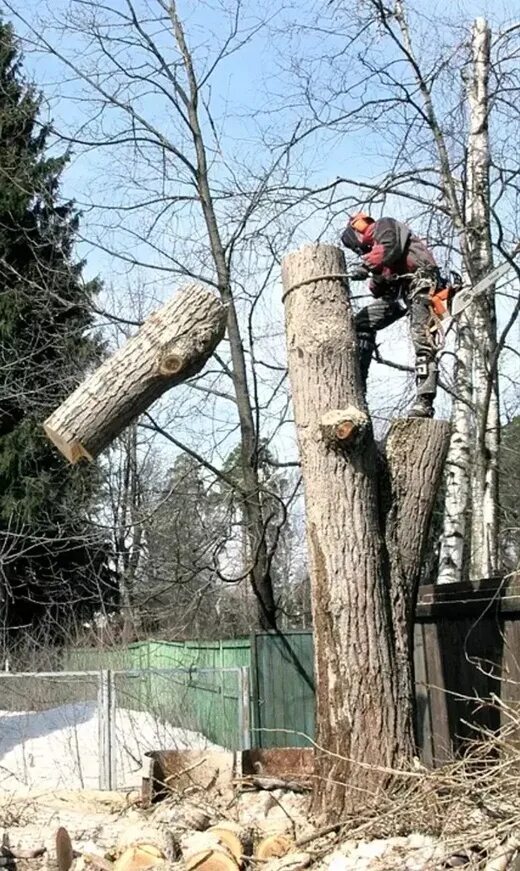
341, 212, 440, 419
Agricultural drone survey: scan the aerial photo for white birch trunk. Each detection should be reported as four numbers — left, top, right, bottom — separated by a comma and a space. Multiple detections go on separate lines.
437, 310, 474, 584
467, 19, 500, 578
438, 18, 498, 583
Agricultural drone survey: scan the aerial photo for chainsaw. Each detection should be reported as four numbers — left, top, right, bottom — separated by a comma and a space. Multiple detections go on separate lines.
430, 241, 520, 341
450, 241, 520, 316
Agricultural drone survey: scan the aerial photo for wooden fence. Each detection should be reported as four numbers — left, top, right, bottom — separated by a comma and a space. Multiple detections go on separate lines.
63, 577, 520, 764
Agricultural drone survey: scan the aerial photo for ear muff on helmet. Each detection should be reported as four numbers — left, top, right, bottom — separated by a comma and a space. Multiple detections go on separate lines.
349, 212, 374, 234
341, 225, 364, 253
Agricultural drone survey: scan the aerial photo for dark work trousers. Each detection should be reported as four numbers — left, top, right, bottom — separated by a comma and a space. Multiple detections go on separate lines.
354, 279, 437, 395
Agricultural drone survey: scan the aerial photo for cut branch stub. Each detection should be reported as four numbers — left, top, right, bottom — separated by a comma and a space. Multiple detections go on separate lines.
43, 285, 227, 463
320, 407, 369, 446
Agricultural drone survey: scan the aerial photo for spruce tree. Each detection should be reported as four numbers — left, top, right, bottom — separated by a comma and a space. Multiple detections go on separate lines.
0, 21, 115, 640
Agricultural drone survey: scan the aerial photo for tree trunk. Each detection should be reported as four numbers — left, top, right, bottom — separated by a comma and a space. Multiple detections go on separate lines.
467, 18, 499, 579
438, 309, 474, 584
282, 243, 449, 820
170, 6, 278, 629
43, 285, 226, 463
438, 18, 499, 583
384, 418, 450, 734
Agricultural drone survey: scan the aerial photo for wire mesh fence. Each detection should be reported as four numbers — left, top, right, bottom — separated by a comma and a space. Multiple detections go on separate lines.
0, 666, 250, 793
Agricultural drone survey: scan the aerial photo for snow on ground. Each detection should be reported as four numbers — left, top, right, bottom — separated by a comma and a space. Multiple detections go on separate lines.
0, 702, 221, 793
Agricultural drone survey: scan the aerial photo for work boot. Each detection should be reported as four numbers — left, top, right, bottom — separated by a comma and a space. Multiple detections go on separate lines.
407, 395, 434, 419
357, 332, 375, 394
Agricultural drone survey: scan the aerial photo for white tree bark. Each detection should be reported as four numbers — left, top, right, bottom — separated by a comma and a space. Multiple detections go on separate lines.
439, 18, 498, 583
44, 285, 226, 463
437, 309, 474, 584
467, 18, 500, 578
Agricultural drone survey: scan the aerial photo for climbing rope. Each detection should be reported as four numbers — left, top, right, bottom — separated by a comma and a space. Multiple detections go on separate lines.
281, 273, 361, 304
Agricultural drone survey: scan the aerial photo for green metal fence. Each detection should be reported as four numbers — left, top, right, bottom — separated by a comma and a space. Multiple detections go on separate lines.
60, 581, 520, 763
62, 636, 314, 748
63, 639, 254, 749
250, 632, 314, 748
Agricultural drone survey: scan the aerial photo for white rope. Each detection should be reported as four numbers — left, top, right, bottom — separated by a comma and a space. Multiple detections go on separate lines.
281, 273, 351, 304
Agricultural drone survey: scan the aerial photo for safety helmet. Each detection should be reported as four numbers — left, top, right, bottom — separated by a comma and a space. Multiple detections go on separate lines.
349, 212, 374, 234
341, 212, 374, 253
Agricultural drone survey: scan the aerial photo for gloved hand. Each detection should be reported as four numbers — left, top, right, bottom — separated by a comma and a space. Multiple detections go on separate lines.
348, 265, 371, 281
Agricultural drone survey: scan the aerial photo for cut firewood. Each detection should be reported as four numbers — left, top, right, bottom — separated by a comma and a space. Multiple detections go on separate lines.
208, 824, 252, 862
184, 850, 238, 871
56, 827, 74, 871
255, 835, 295, 861
44, 284, 227, 463
113, 845, 165, 871
183, 834, 239, 871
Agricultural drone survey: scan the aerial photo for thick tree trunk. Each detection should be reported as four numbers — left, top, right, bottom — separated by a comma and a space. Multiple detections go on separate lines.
43, 285, 226, 463
438, 310, 474, 584
282, 244, 449, 820
384, 419, 450, 734
467, 18, 500, 579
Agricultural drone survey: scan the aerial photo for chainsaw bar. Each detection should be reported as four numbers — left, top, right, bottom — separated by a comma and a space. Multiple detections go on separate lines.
451, 242, 520, 316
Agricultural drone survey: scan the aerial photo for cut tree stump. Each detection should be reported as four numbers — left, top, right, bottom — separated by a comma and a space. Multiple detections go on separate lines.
43, 285, 227, 463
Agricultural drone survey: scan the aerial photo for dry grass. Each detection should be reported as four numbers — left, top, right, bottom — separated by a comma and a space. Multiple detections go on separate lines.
304, 697, 520, 868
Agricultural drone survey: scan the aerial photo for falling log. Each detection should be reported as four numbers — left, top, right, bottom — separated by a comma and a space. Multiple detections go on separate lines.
44, 285, 227, 463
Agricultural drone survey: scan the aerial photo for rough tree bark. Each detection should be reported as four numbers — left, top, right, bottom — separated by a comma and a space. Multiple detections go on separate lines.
467, 18, 500, 579
44, 285, 226, 463
282, 244, 449, 819
384, 420, 450, 731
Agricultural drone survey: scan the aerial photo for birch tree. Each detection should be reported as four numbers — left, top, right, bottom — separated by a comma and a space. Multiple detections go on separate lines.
281, 0, 520, 583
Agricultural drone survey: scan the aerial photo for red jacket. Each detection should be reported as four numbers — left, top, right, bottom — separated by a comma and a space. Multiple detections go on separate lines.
347, 217, 437, 296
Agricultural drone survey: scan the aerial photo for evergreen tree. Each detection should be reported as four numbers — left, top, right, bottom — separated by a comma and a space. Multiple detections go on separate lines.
0, 21, 115, 639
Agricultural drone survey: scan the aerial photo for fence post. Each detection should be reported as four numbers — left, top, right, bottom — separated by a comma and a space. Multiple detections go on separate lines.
98, 669, 114, 789
109, 669, 117, 788
238, 666, 251, 750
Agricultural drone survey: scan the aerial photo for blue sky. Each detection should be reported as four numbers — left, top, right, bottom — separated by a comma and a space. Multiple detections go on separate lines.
2, 0, 519, 462
6, 0, 519, 280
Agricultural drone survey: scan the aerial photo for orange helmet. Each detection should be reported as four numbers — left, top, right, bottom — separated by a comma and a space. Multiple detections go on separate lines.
349, 212, 374, 234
